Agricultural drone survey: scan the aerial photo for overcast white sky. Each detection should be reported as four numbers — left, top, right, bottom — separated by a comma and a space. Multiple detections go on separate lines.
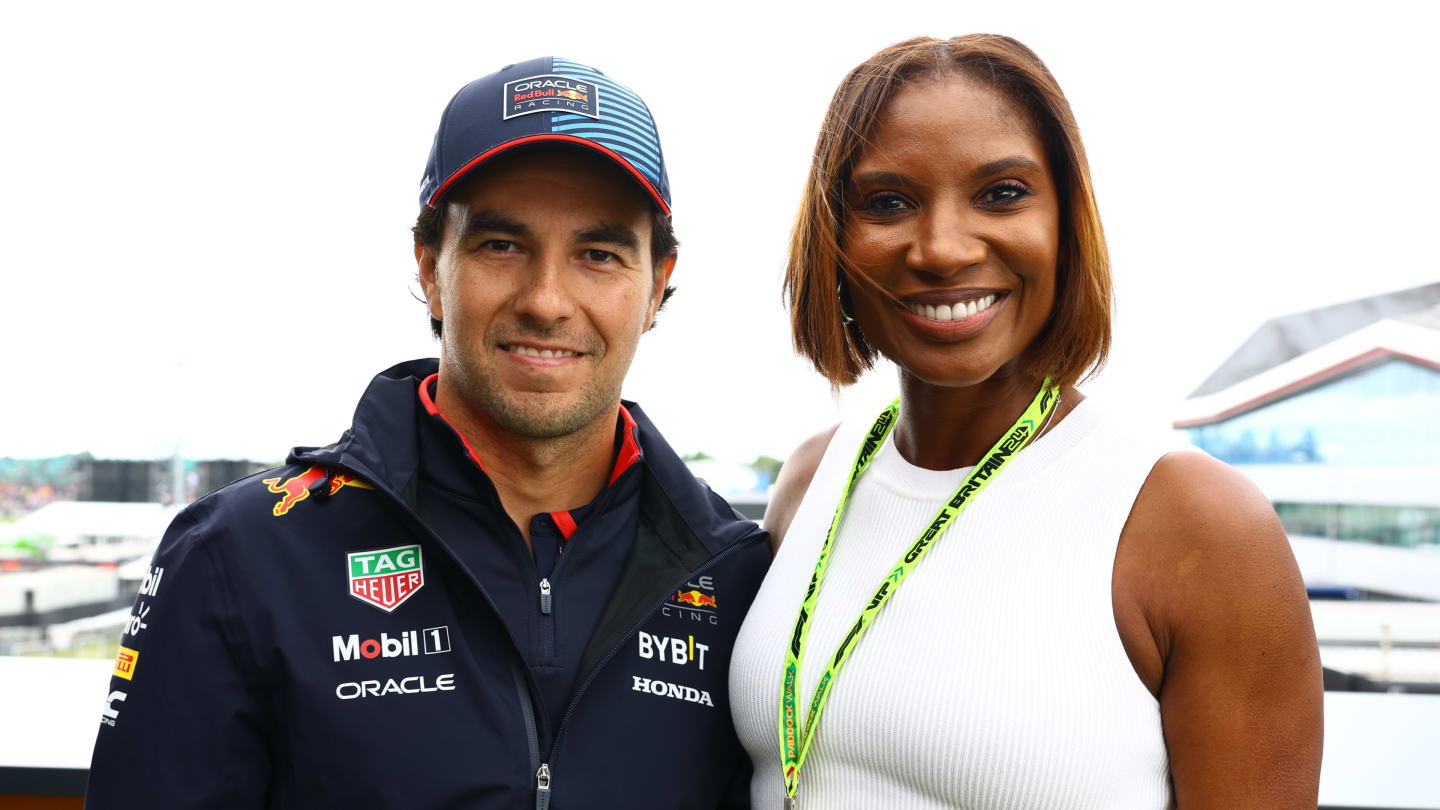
2, 1, 1437, 464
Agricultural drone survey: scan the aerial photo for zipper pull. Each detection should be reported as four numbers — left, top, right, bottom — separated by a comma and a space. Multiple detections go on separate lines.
535, 763, 552, 810
539, 578, 552, 615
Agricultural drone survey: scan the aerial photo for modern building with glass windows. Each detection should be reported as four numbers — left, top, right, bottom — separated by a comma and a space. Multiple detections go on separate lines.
1174, 281, 1440, 588
1175, 282, 1440, 700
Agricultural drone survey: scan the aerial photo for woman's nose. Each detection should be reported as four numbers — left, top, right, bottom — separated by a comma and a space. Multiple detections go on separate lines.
905, 204, 988, 278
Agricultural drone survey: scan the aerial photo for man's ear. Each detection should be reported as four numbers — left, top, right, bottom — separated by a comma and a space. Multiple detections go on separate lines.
416, 242, 443, 322
647, 253, 677, 331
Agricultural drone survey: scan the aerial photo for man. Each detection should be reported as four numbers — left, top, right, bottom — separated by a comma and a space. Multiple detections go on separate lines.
86, 57, 770, 808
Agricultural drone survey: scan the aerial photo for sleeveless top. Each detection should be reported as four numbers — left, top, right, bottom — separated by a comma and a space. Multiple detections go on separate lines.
728, 398, 1184, 810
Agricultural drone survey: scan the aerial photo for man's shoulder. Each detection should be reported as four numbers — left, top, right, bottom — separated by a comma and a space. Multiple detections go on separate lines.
630, 440, 770, 564
175, 462, 389, 548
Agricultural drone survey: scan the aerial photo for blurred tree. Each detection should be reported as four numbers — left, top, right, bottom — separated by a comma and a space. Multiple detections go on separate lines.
748, 456, 783, 487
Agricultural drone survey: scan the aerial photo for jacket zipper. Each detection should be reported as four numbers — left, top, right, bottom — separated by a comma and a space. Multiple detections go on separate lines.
512, 665, 542, 797
537, 516, 576, 663
308, 456, 762, 809
540, 537, 760, 788
329, 464, 554, 801
538, 577, 554, 658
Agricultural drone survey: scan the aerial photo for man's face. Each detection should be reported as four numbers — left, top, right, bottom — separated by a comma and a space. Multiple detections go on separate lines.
417, 150, 673, 439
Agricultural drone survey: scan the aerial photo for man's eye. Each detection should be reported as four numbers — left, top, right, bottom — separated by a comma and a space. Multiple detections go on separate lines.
862, 193, 912, 213
483, 239, 518, 252
981, 182, 1030, 205
585, 249, 617, 263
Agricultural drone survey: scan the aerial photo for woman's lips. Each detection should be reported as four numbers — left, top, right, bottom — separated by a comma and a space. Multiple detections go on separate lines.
894, 292, 1006, 340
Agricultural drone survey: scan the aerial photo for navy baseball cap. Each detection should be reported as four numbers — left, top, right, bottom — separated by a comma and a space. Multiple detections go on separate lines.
419, 56, 671, 215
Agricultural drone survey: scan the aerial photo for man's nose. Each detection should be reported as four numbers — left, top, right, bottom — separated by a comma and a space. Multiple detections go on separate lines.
905, 202, 988, 279
512, 251, 573, 324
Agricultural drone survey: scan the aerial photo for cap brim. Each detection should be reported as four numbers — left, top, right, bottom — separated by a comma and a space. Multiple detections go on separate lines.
426, 134, 670, 216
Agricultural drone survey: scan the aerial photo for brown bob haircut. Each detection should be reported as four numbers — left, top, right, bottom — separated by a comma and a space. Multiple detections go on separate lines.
785, 34, 1111, 388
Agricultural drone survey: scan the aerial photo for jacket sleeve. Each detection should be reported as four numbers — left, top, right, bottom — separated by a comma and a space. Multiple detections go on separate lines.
717, 754, 753, 809
85, 507, 272, 808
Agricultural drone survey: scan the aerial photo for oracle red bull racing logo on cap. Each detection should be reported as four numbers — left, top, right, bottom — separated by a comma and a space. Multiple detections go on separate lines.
503, 73, 599, 120
347, 544, 424, 612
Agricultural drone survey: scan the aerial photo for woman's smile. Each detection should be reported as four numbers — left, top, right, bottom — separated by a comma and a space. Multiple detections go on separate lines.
894, 289, 1007, 340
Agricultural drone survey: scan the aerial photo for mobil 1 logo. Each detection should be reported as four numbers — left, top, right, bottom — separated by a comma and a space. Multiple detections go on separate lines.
333, 626, 451, 662
123, 565, 164, 639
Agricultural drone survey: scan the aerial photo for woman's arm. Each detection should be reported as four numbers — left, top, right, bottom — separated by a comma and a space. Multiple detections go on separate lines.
1116, 451, 1323, 808
761, 425, 839, 555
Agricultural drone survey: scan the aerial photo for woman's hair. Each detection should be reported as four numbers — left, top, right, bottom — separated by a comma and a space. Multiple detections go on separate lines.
786, 34, 1111, 388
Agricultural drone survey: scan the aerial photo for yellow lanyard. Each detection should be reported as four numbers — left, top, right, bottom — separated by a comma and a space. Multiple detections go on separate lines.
776, 381, 1059, 808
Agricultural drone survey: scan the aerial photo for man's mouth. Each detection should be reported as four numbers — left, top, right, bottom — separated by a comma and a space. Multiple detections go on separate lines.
500, 343, 581, 359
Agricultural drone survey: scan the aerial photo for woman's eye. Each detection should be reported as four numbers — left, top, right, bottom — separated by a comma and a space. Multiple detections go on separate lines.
981, 182, 1030, 205
585, 249, 617, 263
861, 193, 912, 213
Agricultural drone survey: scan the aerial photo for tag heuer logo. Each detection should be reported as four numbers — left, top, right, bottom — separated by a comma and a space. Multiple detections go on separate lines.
348, 545, 424, 612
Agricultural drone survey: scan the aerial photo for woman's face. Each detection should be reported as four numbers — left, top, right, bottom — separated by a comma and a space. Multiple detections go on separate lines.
843, 74, 1061, 390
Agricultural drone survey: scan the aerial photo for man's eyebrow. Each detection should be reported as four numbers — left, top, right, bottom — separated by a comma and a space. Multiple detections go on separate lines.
574, 223, 640, 252
461, 210, 532, 240
973, 155, 1044, 178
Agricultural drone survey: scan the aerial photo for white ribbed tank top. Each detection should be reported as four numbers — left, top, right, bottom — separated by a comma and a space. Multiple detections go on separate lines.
729, 398, 1183, 810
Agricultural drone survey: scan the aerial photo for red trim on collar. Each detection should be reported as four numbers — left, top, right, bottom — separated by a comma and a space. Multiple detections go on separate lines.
420, 373, 640, 489
418, 373, 443, 416
611, 405, 640, 485
551, 510, 578, 541
418, 373, 487, 473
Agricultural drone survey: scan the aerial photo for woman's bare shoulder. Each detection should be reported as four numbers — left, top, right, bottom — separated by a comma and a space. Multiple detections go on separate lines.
1118, 450, 1322, 806
1121, 450, 1306, 642
762, 424, 841, 555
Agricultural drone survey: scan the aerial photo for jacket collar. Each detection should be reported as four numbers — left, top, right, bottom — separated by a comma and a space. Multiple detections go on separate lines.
288, 358, 762, 557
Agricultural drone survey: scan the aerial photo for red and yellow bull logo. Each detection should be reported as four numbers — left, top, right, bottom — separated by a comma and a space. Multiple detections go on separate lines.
673, 589, 717, 609
663, 577, 719, 624
556, 89, 588, 101
262, 465, 374, 517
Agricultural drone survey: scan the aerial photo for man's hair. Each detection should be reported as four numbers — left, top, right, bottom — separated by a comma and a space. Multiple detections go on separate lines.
413, 203, 678, 339
785, 34, 1112, 388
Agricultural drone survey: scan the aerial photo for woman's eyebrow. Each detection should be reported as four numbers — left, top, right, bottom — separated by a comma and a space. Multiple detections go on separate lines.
973, 155, 1043, 178
850, 170, 912, 187
852, 157, 1042, 188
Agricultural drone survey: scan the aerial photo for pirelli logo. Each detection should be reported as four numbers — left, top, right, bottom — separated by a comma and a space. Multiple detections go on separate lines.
113, 646, 139, 681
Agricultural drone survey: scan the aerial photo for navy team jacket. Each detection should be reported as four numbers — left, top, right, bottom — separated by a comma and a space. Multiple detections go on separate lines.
85, 359, 771, 809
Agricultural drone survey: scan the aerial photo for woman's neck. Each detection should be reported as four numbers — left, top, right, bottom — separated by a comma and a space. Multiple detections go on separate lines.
892, 369, 1078, 471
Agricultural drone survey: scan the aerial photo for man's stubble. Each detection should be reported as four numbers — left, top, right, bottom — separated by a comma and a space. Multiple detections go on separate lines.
444, 322, 622, 441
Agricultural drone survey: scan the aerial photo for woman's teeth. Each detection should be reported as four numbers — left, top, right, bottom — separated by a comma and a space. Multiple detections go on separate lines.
505, 345, 578, 358
906, 294, 997, 322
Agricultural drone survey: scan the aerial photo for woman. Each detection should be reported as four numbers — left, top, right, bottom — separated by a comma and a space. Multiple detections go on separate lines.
729, 35, 1322, 809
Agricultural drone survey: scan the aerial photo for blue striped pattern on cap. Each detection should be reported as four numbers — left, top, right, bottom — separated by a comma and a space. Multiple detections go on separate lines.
547, 57, 670, 207
419, 56, 672, 213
